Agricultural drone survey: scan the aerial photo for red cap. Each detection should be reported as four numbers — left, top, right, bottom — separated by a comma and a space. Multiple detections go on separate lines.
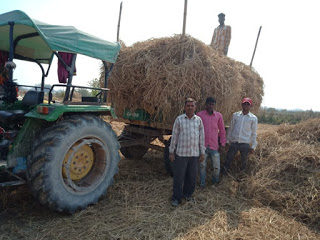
242, 97, 253, 105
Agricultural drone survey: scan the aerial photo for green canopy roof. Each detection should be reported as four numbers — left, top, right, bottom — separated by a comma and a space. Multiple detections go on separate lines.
0, 10, 120, 64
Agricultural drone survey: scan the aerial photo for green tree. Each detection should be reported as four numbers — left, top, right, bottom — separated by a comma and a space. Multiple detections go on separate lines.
87, 78, 100, 97
77, 88, 90, 96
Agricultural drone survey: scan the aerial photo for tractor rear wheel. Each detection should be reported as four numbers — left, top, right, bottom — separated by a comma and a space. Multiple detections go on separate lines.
27, 115, 120, 213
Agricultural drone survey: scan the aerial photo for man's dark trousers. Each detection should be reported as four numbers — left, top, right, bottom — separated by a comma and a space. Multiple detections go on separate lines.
224, 142, 250, 171
172, 155, 198, 201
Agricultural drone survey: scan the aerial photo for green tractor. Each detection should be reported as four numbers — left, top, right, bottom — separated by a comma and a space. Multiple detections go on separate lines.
0, 10, 121, 213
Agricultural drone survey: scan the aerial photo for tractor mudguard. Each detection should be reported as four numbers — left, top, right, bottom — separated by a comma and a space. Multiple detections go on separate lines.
6, 118, 49, 168
25, 104, 117, 122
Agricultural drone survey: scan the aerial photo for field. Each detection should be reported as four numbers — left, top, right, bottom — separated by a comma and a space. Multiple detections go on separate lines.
0, 120, 319, 239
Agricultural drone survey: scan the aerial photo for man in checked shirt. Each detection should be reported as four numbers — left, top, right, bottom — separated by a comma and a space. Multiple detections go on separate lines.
169, 98, 205, 207
210, 13, 231, 56
223, 97, 258, 174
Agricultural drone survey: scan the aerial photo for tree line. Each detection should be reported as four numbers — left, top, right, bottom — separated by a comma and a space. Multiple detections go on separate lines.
256, 107, 320, 125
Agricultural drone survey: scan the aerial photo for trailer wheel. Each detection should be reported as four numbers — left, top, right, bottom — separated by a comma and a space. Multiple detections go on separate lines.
164, 138, 174, 177
118, 131, 149, 159
27, 115, 120, 213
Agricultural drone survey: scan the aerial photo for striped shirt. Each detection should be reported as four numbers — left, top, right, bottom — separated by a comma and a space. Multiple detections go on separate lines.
169, 113, 205, 157
226, 111, 258, 149
210, 25, 231, 55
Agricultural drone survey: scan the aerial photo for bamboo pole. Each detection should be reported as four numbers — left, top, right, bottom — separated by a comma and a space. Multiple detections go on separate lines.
180, 0, 188, 62
250, 26, 262, 69
117, 2, 123, 42
182, 0, 188, 37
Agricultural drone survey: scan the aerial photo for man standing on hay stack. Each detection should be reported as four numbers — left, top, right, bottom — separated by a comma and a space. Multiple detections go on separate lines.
169, 98, 205, 207
210, 13, 231, 56
197, 97, 226, 188
223, 97, 258, 175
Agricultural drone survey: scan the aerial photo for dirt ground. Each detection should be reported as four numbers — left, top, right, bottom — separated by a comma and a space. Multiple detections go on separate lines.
0, 123, 319, 240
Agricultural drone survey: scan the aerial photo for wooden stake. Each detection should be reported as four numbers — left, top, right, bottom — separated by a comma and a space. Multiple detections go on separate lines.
117, 2, 123, 42
180, 0, 188, 63
250, 26, 262, 69
182, 0, 188, 37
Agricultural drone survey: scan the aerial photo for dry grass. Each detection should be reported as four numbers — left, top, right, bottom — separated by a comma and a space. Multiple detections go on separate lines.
101, 35, 264, 124
240, 118, 320, 231
0, 120, 319, 239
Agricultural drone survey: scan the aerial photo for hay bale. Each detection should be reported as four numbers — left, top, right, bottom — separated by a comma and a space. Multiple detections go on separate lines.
101, 35, 264, 125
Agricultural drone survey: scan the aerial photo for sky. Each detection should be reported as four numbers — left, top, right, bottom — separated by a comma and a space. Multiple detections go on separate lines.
1, 0, 320, 111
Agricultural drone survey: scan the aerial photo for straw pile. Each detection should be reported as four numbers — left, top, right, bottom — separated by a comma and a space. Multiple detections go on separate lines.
101, 35, 264, 124
238, 119, 320, 230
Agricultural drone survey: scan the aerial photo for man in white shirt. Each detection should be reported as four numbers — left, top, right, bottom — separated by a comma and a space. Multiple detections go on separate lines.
223, 98, 258, 174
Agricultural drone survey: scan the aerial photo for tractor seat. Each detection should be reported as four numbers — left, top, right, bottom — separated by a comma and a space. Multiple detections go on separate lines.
0, 110, 26, 122
0, 90, 44, 123
22, 90, 44, 107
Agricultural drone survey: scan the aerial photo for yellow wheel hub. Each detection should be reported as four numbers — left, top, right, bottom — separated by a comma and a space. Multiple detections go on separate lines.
62, 143, 94, 181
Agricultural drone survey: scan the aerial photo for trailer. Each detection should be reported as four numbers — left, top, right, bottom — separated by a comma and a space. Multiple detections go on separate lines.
115, 107, 179, 176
